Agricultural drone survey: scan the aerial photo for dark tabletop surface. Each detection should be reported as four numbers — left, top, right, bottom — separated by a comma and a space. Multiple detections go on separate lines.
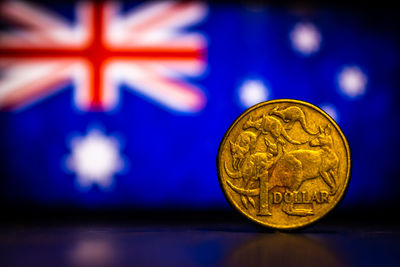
1, 210, 399, 267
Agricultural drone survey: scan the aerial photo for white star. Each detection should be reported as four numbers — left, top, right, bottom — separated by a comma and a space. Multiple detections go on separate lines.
239, 79, 269, 108
337, 66, 368, 98
66, 128, 125, 190
290, 22, 322, 56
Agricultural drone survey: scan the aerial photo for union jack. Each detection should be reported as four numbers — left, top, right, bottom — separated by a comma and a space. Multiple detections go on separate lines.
0, 1, 208, 112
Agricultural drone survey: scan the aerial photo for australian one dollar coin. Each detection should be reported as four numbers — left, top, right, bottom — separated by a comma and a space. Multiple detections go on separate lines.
217, 99, 351, 229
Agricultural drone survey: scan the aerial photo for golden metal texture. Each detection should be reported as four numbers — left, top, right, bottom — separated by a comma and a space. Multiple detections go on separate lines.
217, 99, 351, 229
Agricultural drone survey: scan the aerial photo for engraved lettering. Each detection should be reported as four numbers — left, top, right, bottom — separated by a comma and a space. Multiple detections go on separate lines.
302, 191, 310, 203
320, 191, 329, 203
311, 191, 319, 202
294, 191, 300, 203
272, 191, 330, 204
273, 192, 282, 204
284, 191, 293, 203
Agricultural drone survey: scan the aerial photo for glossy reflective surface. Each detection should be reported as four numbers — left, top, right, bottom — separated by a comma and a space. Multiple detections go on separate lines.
1, 218, 399, 266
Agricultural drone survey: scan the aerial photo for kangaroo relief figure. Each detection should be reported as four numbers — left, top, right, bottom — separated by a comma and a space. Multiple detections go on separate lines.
229, 131, 257, 170
269, 124, 339, 216
226, 137, 278, 211
269, 106, 318, 135
225, 152, 273, 209
243, 114, 306, 145
227, 125, 339, 216
227, 131, 259, 208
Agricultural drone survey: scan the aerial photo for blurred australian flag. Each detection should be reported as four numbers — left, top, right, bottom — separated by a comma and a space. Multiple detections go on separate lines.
0, 1, 399, 211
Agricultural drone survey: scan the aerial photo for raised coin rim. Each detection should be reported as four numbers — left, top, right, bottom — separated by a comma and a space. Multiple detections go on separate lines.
217, 99, 352, 230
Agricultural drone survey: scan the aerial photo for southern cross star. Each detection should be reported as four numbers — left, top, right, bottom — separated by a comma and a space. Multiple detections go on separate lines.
66, 128, 125, 190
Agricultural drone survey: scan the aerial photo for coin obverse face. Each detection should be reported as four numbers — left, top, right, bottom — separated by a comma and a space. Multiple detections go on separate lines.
217, 99, 351, 229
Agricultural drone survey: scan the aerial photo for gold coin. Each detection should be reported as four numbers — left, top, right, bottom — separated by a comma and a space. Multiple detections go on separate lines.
217, 99, 351, 229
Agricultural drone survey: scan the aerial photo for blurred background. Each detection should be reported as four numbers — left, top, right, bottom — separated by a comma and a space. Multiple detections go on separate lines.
1, 1, 399, 219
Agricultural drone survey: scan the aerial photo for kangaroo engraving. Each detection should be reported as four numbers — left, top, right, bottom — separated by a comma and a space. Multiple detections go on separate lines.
243, 114, 306, 145
229, 131, 257, 170
225, 152, 272, 208
269, 106, 317, 135
269, 125, 338, 195
226, 125, 339, 216
227, 130, 259, 208
226, 137, 278, 210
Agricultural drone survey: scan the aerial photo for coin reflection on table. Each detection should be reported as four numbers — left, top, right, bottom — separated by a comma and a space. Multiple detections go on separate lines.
217, 99, 351, 229
223, 233, 344, 267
